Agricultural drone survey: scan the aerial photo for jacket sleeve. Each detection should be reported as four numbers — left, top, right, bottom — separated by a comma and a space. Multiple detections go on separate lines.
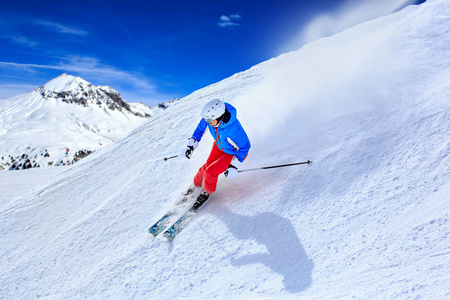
191, 118, 208, 142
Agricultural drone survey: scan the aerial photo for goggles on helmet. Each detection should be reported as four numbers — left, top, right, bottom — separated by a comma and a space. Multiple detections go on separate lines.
204, 117, 215, 124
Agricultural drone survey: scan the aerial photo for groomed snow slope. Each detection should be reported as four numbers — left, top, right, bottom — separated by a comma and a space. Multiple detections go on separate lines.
1, 0, 449, 298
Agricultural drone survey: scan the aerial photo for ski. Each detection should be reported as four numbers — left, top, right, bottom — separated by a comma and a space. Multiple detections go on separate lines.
148, 186, 198, 237
162, 191, 210, 241
162, 208, 197, 241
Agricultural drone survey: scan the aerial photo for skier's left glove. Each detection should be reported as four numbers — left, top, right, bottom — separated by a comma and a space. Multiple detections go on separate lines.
225, 157, 242, 178
183, 138, 198, 159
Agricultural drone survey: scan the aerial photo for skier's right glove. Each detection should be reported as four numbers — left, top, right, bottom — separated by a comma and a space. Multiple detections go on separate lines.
224, 156, 242, 178
183, 138, 198, 159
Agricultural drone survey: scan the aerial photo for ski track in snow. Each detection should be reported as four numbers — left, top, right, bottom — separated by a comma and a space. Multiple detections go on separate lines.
1, 0, 450, 298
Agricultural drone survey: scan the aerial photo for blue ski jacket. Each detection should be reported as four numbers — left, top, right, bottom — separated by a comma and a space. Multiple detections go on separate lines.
191, 103, 250, 163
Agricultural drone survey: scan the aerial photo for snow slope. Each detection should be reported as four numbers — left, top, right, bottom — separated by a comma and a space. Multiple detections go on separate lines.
1, 0, 449, 298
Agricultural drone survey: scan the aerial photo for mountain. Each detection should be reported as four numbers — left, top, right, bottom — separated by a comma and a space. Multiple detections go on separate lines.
0, 0, 449, 298
0, 74, 170, 171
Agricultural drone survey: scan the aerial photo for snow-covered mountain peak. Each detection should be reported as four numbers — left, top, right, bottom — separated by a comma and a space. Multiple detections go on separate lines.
37, 73, 138, 114
42, 73, 91, 92
0, 74, 156, 170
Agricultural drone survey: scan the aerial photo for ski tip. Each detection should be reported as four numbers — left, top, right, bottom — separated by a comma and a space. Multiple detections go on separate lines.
307, 160, 312, 165
149, 226, 163, 237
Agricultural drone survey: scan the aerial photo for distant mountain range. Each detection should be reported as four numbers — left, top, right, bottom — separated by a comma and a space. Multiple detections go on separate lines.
0, 73, 179, 170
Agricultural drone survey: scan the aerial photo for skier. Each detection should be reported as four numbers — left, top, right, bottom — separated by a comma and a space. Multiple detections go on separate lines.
183, 99, 251, 210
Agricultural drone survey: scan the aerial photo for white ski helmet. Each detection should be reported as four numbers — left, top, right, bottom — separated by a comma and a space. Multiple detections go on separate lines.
201, 99, 225, 123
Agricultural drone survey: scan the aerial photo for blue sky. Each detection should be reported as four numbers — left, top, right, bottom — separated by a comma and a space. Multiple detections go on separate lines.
0, 0, 424, 106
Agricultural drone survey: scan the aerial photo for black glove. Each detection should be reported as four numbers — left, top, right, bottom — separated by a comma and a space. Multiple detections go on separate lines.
183, 138, 198, 159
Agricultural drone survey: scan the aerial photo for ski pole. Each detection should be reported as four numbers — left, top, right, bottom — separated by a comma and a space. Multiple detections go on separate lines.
164, 155, 179, 161
238, 160, 312, 173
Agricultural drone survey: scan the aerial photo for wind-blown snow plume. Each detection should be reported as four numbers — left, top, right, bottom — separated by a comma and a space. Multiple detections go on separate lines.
280, 0, 416, 53
236, 12, 409, 156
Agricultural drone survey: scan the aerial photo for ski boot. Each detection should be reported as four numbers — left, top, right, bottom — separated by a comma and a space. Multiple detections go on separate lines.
192, 190, 210, 211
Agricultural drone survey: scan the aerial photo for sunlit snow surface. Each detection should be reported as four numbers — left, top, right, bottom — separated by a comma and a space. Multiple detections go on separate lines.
0, 0, 449, 298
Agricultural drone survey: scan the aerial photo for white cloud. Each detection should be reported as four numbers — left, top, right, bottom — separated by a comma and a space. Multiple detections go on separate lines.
220, 15, 231, 22
0, 56, 155, 91
3, 35, 38, 47
35, 21, 88, 36
218, 14, 241, 29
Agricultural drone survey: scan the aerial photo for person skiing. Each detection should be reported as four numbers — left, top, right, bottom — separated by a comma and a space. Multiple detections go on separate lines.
183, 98, 251, 210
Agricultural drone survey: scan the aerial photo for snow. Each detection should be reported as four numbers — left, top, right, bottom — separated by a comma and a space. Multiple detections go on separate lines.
0, 166, 67, 199
129, 102, 154, 117
42, 73, 91, 92
0, 0, 449, 298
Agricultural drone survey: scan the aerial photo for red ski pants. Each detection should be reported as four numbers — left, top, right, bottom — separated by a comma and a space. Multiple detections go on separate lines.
193, 142, 234, 194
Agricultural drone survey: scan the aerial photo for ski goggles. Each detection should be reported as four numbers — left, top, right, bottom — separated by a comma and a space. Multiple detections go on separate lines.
204, 117, 216, 124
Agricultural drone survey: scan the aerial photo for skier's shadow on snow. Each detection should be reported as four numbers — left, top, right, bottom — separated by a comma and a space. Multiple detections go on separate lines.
215, 206, 314, 293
